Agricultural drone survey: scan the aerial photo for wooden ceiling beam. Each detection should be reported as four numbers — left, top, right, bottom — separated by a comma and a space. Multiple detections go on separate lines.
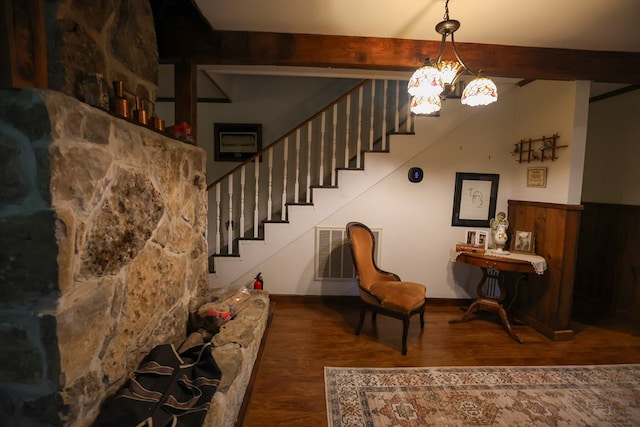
154, 2, 640, 84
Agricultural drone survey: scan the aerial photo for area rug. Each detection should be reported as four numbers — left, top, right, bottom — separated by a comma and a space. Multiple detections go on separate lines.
324, 364, 640, 426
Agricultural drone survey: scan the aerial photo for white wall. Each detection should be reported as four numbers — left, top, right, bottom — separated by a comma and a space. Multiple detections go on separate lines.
225, 80, 591, 297
582, 89, 640, 205
156, 74, 362, 183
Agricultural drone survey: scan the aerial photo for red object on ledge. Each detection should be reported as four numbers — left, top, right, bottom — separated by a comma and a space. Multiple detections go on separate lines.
166, 122, 194, 143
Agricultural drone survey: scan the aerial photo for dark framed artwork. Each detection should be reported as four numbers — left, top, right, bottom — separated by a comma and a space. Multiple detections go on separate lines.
214, 123, 262, 162
451, 172, 499, 227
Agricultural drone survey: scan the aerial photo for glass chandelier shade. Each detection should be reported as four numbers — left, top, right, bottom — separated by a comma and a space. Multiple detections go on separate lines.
461, 77, 498, 106
407, 64, 443, 97
410, 95, 442, 115
407, 0, 498, 114
438, 60, 462, 85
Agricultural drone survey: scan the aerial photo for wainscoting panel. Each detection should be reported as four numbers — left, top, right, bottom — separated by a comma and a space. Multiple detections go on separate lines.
574, 202, 640, 321
507, 200, 584, 341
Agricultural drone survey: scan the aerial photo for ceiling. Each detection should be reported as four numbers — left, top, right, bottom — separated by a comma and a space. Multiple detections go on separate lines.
194, 0, 640, 53
154, 0, 640, 97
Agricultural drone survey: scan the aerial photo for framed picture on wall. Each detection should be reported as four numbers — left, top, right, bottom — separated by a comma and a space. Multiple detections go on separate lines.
527, 167, 547, 188
214, 123, 262, 162
451, 172, 499, 227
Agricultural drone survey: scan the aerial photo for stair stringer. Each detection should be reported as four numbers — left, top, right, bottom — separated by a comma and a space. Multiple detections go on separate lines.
208, 133, 426, 287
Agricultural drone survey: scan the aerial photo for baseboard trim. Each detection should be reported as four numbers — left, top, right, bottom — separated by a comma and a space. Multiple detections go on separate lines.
268, 294, 472, 307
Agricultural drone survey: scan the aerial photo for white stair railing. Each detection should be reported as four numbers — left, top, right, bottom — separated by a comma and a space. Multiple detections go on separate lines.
207, 79, 412, 261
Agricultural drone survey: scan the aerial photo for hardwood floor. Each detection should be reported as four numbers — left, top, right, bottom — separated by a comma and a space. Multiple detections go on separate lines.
241, 295, 640, 427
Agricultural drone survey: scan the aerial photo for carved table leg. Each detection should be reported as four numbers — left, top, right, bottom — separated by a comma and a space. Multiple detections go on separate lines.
449, 267, 525, 343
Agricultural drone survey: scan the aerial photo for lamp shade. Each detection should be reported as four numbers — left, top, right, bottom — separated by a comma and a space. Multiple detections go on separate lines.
410, 95, 442, 115
407, 65, 444, 97
439, 61, 463, 85
461, 77, 498, 106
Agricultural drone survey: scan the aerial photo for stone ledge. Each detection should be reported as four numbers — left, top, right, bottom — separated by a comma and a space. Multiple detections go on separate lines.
184, 290, 270, 427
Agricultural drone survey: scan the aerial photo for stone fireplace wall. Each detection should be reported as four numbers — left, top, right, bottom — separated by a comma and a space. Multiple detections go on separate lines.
0, 2, 217, 424
45, 0, 159, 116
0, 89, 208, 425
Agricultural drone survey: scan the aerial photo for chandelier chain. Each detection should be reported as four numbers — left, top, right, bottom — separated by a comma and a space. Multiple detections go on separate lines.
443, 0, 450, 21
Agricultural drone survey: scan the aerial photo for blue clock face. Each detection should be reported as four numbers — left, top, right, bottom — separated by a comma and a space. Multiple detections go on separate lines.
408, 167, 424, 183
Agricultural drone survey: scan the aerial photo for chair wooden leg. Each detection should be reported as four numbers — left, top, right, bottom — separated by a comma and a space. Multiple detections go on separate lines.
419, 306, 425, 329
401, 316, 409, 356
355, 306, 366, 336
371, 312, 377, 324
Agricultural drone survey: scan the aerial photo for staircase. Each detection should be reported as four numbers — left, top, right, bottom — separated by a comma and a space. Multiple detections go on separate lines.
206, 79, 417, 287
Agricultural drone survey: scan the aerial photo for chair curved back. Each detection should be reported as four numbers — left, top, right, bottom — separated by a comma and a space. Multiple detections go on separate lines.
346, 222, 399, 293
345, 221, 427, 355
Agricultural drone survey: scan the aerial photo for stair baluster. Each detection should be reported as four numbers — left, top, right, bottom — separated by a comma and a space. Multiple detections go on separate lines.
319, 112, 326, 186
382, 80, 388, 151
356, 87, 363, 169
267, 148, 273, 221
331, 104, 338, 186
282, 136, 289, 219
253, 159, 259, 237
226, 175, 234, 254
369, 82, 375, 151
239, 165, 246, 238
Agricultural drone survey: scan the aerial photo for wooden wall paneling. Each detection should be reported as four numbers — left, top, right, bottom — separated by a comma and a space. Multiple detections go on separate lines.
0, 0, 47, 89
574, 203, 640, 321
616, 206, 640, 315
507, 200, 583, 341
574, 204, 608, 301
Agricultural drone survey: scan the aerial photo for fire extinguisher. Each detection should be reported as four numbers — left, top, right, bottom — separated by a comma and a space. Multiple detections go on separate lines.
253, 272, 263, 290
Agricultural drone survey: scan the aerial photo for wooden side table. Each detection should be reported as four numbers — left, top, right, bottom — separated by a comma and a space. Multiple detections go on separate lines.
449, 251, 545, 343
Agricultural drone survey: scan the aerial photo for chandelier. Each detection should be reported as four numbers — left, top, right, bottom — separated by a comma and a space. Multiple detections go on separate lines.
408, 0, 498, 114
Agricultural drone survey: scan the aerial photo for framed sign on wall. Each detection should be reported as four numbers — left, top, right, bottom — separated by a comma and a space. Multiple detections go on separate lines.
214, 123, 262, 162
527, 167, 547, 188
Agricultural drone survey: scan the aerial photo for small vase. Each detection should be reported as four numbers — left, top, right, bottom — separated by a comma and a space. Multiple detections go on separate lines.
494, 224, 508, 253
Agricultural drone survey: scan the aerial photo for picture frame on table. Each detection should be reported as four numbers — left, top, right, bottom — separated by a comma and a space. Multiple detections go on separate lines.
465, 229, 488, 249
465, 230, 477, 245
214, 123, 262, 162
451, 172, 499, 227
476, 231, 488, 249
511, 230, 535, 253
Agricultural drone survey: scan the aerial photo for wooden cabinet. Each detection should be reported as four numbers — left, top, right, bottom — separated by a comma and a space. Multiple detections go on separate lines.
507, 200, 583, 341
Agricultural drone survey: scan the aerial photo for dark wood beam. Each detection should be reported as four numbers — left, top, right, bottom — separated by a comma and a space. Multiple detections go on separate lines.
174, 59, 198, 143
159, 30, 640, 84
153, 2, 640, 85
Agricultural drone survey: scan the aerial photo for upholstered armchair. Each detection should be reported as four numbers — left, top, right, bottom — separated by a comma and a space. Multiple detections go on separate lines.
345, 221, 427, 355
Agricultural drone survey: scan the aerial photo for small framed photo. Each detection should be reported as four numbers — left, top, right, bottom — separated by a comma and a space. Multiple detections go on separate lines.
465, 229, 488, 248
476, 231, 488, 249
527, 167, 547, 188
511, 230, 535, 253
465, 229, 477, 245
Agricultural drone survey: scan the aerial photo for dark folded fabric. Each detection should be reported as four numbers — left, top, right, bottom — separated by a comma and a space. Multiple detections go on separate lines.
93, 343, 221, 427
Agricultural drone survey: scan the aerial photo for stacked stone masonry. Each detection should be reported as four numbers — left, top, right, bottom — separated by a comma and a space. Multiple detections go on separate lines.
0, 89, 208, 426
